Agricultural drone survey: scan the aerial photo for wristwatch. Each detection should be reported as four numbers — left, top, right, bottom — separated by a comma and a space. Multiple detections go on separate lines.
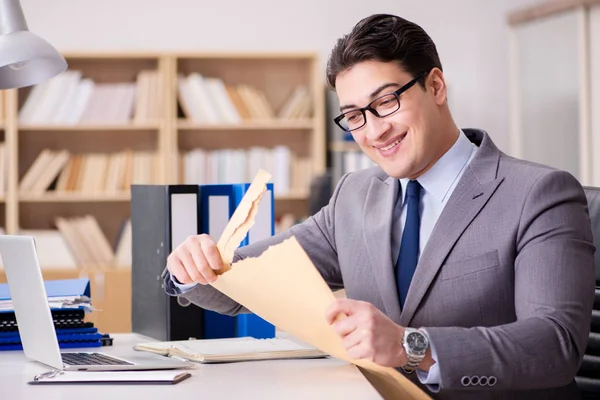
402, 328, 429, 374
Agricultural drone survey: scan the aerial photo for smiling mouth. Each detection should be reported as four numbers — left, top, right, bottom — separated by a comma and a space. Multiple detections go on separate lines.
379, 132, 407, 151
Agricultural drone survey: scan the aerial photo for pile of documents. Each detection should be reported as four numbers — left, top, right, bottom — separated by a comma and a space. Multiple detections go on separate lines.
0, 278, 108, 350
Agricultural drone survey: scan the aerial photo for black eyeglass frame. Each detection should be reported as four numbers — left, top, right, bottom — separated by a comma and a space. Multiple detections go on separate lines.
333, 71, 428, 132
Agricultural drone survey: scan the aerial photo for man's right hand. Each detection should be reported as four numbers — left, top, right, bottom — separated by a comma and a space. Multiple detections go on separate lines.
166, 234, 226, 285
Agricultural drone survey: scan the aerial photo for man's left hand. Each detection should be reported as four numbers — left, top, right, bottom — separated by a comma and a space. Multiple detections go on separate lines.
325, 298, 407, 367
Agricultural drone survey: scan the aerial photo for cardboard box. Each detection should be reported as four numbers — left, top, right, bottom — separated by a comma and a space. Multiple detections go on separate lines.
0, 266, 132, 334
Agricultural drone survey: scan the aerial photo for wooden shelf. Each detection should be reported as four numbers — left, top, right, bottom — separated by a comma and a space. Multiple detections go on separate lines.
18, 192, 306, 203
19, 192, 131, 203
177, 119, 314, 131
329, 141, 360, 152
18, 123, 161, 131
275, 190, 309, 201
173, 52, 317, 60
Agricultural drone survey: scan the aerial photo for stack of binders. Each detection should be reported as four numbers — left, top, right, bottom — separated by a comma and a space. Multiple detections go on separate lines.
0, 278, 109, 351
130, 182, 277, 342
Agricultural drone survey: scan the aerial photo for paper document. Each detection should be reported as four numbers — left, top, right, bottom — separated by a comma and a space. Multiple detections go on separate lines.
208, 169, 430, 400
0, 296, 93, 312
29, 370, 191, 385
133, 336, 326, 363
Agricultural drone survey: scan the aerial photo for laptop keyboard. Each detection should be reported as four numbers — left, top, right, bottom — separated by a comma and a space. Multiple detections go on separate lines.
61, 352, 134, 366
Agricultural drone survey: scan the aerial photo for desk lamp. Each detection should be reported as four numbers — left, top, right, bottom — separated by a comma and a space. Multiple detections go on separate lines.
0, 0, 67, 89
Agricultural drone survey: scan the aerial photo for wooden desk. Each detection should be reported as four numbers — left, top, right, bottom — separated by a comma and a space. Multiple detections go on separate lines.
0, 333, 383, 399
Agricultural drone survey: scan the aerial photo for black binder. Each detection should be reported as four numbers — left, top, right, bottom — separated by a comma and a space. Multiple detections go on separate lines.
130, 185, 205, 341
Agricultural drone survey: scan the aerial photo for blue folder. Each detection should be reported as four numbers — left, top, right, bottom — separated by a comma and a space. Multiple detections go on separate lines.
0, 332, 103, 344
0, 278, 91, 314
0, 278, 90, 300
0, 327, 98, 338
199, 183, 276, 340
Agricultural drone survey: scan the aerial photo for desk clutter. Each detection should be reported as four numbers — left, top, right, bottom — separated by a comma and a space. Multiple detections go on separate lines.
0, 278, 113, 351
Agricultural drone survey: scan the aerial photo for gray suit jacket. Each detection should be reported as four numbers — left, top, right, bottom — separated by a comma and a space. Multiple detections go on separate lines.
164, 129, 596, 399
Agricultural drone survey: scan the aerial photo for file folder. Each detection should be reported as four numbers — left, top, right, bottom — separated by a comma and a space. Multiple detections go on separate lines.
131, 185, 205, 341
0, 278, 91, 314
0, 278, 90, 301
200, 183, 275, 339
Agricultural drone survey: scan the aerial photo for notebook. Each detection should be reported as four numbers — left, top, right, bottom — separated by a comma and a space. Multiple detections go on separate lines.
132, 336, 327, 363
29, 370, 191, 385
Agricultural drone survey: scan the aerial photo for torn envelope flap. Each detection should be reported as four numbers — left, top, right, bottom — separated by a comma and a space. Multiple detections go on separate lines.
217, 189, 266, 272
216, 169, 271, 267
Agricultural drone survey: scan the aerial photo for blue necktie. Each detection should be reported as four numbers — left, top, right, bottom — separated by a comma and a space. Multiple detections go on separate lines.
397, 180, 422, 309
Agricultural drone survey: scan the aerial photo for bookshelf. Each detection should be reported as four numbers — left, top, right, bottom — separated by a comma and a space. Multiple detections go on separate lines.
170, 53, 325, 218
0, 51, 326, 333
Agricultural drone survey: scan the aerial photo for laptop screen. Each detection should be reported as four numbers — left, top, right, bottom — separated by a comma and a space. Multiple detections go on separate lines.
0, 235, 64, 369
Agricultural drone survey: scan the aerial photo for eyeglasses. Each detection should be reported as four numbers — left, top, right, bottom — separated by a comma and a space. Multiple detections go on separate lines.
333, 72, 427, 132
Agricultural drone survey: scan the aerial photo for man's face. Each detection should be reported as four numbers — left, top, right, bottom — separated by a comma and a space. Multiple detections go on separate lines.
335, 60, 445, 179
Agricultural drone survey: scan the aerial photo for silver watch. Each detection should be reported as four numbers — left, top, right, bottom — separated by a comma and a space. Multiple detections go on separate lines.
402, 328, 429, 373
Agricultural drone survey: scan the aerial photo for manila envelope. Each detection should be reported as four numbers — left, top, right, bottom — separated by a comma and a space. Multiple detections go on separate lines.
210, 170, 431, 400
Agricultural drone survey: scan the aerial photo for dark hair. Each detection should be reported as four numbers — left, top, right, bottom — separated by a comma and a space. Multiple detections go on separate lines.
326, 14, 442, 90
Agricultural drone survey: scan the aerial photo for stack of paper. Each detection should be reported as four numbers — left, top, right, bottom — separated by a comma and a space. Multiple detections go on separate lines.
0, 278, 105, 350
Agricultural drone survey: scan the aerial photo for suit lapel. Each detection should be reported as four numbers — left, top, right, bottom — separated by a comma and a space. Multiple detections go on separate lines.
399, 129, 505, 326
363, 176, 402, 321
399, 171, 504, 326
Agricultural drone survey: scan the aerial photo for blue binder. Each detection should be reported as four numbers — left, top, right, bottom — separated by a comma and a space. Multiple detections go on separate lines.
0, 278, 90, 300
0, 278, 91, 314
200, 182, 276, 339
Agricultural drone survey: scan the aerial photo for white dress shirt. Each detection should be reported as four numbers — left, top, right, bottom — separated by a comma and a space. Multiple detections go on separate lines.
392, 129, 477, 390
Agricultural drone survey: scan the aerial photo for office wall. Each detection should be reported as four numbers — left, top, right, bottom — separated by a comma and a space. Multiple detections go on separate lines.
21, 0, 541, 153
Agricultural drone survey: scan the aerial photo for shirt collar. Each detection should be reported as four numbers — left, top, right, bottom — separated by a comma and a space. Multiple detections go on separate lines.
400, 129, 475, 204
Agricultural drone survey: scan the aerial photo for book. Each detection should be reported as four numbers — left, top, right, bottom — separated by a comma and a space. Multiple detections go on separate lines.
132, 336, 327, 364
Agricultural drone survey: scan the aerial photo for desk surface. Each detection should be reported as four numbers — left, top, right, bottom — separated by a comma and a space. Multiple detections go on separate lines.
0, 333, 383, 400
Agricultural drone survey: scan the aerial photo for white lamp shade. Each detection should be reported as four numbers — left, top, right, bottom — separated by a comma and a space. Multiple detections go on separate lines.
0, 0, 67, 89
0, 31, 67, 89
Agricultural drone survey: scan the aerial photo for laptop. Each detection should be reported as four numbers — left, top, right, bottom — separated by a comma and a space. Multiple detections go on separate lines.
0, 235, 194, 371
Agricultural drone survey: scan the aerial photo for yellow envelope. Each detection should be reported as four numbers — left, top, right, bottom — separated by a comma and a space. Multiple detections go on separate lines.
211, 170, 430, 400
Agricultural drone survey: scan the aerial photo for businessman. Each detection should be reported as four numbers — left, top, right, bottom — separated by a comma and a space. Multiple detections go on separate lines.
163, 14, 596, 399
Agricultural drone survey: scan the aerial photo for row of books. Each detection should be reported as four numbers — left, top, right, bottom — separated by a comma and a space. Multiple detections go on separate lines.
19, 150, 160, 195
18, 69, 162, 125
178, 146, 313, 196
15, 216, 131, 268
177, 74, 311, 124
341, 150, 377, 175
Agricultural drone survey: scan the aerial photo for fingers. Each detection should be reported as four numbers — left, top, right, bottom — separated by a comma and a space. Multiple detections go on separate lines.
325, 298, 360, 324
341, 327, 366, 350
346, 340, 371, 361
332, 315, 357, 337
167, 234, 223, 285
167, 256, 193, 284
189, 242, 212, 284
201, 239, 226, 272
179, 247, 207, 285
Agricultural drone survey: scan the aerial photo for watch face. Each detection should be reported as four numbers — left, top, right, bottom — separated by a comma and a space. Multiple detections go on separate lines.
407, 332, 428, 352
